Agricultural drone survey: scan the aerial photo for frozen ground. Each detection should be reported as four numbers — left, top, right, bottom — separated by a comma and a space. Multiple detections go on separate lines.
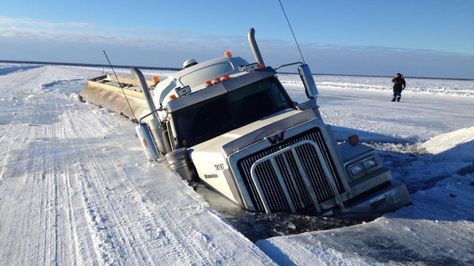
0, 63, 473, 265
0, 64, 273, 265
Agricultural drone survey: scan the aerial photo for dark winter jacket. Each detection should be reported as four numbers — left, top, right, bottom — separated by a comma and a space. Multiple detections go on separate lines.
392, 76, 406, 91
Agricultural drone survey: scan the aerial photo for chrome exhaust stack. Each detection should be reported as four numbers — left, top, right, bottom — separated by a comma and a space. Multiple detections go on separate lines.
248, 28, 265, 65
131, 67, 168, 156
131, 67, 158, 119
135, 123, 159, 161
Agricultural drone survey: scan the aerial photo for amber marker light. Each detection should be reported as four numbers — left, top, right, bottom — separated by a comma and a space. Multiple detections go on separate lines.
212, 77, 221, 84
224, 50, 233, 58
169, 94, 177, 100
222, 74, 230, 81
151, 74, 160, 85
205, 80, 213, 87
348, 134, 360, 146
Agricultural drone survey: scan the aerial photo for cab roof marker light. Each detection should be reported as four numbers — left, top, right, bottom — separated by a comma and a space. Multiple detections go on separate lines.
205, 80, 213, 88
222, 74, 230, 81
151, 74, 160, 85
224, 50, 233, 58
212, 77, 222, 84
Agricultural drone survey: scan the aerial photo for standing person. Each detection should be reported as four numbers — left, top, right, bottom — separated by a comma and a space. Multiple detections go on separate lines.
391, 73, 406, 102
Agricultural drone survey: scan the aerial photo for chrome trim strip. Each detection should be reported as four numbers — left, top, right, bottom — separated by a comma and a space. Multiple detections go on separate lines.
270, 158, 297, 213
227, 119, 349, 212
248, 140, 343, 213
249, 162, 272, 213
311, 140, 345, 208
290, 149, 321, 212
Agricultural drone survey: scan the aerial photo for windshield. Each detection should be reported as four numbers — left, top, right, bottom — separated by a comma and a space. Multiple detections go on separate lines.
172, 77, 294, 147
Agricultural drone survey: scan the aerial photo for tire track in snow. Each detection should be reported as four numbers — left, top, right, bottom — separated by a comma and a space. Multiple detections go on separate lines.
0, 132, 63, 265
58, 95, 273, 265
61, 104, 243, 265
66, 110, 160, 265
0, 69, 100, 265
61, 107, 194, 264
0, 66, 274, 265
0, 117, 49, 265
49, 108, 148, 265
63, 169, 82, 265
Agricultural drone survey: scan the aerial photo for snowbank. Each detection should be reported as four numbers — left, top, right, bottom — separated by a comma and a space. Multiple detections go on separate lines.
421, 126, 474, 160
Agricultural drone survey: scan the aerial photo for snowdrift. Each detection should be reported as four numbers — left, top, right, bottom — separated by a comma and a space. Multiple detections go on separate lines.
421, 126, 474, 161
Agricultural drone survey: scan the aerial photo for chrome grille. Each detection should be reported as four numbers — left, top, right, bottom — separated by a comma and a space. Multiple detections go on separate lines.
237, 128, 345, 213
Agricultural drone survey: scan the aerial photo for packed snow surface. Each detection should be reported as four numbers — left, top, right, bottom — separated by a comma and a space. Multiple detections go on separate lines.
421, 126, 474, 157
0, 64, 273, 265
0, 63, 473, 265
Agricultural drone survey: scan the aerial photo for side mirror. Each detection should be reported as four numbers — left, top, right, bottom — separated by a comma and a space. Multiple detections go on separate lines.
298, 64, 319, 101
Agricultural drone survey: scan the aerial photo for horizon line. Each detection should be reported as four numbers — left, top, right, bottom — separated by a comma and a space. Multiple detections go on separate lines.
1, 59, 473, 81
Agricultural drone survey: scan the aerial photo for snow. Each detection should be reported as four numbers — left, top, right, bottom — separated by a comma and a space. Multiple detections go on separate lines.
0, 64, 273, 265
281, 74, 474, 142
421, 126, 474, 159
0, 63, 473, 264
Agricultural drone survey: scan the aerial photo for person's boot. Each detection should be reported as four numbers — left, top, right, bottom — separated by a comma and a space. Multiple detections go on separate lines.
391, 97, 396, 102
397, 96, 401, 102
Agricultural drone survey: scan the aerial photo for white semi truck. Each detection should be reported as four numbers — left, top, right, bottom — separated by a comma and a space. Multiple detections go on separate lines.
81, 29, 410, 215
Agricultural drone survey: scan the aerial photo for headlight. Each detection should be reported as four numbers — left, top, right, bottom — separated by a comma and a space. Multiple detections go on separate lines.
363, 157, 378, 169
348, 156, 379, 179
349, 164, 365, 176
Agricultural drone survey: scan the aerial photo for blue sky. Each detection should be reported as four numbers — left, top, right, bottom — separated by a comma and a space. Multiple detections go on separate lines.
1, 0, 473, 78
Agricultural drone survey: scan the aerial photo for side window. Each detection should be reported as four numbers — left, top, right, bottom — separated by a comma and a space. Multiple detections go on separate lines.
269, 82, 293, 109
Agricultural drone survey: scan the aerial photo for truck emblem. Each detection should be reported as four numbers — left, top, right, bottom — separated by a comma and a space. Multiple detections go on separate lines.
214, 164, 224, 171
265, 131, 284, 145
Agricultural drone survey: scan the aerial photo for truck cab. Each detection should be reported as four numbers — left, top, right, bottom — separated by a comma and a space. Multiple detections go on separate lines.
131, 29, 411, 215
137, 55, 410, 215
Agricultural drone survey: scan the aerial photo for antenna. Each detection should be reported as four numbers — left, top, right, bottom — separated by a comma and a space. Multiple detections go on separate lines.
102, 50, 137, 122
278, 0, 306, 63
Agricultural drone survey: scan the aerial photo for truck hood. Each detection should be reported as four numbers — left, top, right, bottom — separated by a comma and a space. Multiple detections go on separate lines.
190, 108, 319, 158
188, 108, 319, 205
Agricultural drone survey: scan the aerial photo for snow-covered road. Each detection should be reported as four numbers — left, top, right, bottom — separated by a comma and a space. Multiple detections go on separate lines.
0, 65, 273, 265
0, 64, 473, 265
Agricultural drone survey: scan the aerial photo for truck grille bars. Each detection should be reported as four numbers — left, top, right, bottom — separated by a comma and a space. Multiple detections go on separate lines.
237, 128, 345, 213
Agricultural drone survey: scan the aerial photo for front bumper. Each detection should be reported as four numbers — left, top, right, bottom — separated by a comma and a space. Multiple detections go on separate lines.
334, 182, 411, 217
